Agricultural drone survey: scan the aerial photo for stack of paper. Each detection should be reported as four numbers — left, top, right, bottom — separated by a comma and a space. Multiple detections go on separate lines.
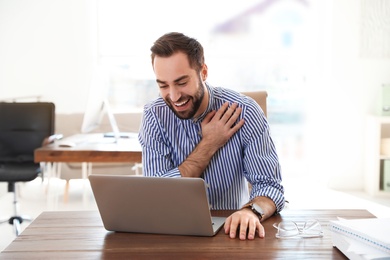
329, 217, 390, 259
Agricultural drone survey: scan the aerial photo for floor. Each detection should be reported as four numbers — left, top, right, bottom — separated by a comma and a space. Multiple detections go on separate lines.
1, 176, 390, 252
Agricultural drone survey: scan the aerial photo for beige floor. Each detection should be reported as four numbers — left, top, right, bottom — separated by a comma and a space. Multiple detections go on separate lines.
1, 176, 390, 252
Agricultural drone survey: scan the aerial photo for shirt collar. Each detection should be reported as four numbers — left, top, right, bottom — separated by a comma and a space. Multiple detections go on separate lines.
192, 82, 215, 123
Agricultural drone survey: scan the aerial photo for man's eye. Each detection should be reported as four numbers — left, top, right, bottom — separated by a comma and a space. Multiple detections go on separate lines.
178, 82, 187, 86
159, 85, 168, 89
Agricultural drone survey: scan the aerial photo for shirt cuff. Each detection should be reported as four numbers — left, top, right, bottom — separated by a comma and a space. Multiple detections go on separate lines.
160, 167, 182, 178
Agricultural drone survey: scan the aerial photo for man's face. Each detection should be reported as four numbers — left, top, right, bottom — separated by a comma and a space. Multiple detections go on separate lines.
153, 52, 208, 119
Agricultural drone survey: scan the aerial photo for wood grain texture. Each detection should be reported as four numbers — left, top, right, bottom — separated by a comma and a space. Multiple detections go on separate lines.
0, 209, 374, 259
34, 134, 142, 163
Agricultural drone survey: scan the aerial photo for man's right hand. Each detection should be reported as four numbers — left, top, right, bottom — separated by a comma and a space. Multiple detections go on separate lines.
201, 102, 244, 154
178, 102, 244, 178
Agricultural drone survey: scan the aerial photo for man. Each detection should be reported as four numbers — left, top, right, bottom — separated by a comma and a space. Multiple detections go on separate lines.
138, 32, 285, 240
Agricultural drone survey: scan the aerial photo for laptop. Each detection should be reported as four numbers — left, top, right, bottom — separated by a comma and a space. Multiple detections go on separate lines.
88, 175, 226, 236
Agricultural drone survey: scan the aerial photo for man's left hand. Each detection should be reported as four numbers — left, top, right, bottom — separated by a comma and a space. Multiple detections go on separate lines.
224, 208, 264, 240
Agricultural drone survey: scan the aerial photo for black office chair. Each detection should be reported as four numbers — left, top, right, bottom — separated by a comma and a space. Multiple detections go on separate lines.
0, 102, 55, 236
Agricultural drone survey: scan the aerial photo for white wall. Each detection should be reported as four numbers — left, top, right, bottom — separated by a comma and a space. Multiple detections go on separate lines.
0, 0, 93, 113
0, 0, 94, 196
326, 0, 390, 189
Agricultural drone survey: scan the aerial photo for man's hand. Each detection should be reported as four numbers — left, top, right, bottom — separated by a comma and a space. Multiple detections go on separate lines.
178, 102, 244, 178
201, 102, 244, 154
224, 208, 264, 240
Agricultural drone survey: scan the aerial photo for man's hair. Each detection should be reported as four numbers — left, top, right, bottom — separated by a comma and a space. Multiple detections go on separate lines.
150, 32, 204, 73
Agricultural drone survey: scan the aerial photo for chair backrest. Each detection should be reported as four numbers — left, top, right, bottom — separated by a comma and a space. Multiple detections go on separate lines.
0, 102, 55, 163
241, 91, 268, 117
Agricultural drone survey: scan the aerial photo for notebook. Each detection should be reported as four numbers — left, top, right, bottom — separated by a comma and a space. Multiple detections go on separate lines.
329, 217, 390, 259
88, 174, 226, 236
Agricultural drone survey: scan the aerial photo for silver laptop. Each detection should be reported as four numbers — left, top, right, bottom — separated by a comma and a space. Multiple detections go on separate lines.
88, 175, 226, 236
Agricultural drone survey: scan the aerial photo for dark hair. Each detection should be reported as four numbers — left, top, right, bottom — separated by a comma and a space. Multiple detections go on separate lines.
150, 32, 205, 73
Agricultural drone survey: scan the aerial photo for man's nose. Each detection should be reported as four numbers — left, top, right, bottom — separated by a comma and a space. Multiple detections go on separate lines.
170, 87, 181, 102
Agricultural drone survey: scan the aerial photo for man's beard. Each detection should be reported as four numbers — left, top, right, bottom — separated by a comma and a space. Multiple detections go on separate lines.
164, 80, 205, 120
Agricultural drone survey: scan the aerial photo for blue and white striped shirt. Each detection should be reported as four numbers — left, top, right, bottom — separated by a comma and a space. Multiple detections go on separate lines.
138, 84, 285, 212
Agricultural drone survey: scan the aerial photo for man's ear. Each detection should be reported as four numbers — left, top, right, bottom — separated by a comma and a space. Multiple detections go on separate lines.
201, 64, 208, 81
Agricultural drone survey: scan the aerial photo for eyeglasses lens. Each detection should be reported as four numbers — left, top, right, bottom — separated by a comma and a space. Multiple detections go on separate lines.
274, 220, 323, 239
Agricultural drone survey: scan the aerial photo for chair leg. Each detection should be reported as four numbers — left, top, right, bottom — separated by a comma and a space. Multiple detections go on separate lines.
0, 183, 33, 236
9, 215, 32, 236
0, 217, 9, 225
11, 217, 21, 236
64, 180, 70, 203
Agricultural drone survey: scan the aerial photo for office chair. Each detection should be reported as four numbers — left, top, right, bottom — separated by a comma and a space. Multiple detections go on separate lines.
241, 91, 268, 192
0, 102, 55, 236
241, 91, 268, 117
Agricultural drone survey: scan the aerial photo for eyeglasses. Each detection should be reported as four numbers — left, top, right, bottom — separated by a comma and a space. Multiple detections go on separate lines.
273, 219, 323, 239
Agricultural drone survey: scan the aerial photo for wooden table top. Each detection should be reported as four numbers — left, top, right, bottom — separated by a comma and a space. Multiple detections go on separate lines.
34, 133, 142, 163
0, 209, 374, 259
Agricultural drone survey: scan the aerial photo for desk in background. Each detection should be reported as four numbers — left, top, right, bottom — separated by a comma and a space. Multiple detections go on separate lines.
34, 133, 142, 163
34, 133, 142, 207
0, 209, 374, 259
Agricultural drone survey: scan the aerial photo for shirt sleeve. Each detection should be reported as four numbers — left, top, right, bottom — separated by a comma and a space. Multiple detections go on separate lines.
138, 106, 181, 178
242, 98, 285, 213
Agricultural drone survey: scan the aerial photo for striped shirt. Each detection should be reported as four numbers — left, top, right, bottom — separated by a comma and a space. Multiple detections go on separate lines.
138, 84, 285, 212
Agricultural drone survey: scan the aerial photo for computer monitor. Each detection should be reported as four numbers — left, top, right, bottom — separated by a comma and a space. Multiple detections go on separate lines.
81, 66, 109, 132
81, 66, 137, 142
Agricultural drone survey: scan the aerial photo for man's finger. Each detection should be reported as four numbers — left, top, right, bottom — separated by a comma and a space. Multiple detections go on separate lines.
257, 222, 265, 238
214, 102, 230, 120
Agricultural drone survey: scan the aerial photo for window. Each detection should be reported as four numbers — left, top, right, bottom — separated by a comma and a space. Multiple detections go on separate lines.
94, 0, 323, 178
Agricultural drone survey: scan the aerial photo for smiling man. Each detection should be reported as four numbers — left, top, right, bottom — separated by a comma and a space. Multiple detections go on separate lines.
138, 32, 285, 240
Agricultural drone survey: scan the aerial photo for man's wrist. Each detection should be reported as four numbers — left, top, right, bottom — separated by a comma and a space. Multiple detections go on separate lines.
242, 203, 265, 221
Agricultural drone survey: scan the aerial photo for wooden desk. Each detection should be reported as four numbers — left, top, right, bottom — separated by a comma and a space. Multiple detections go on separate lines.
34, 133, 142, 163
0, 209, 374, 259
34, 133, 143, 207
